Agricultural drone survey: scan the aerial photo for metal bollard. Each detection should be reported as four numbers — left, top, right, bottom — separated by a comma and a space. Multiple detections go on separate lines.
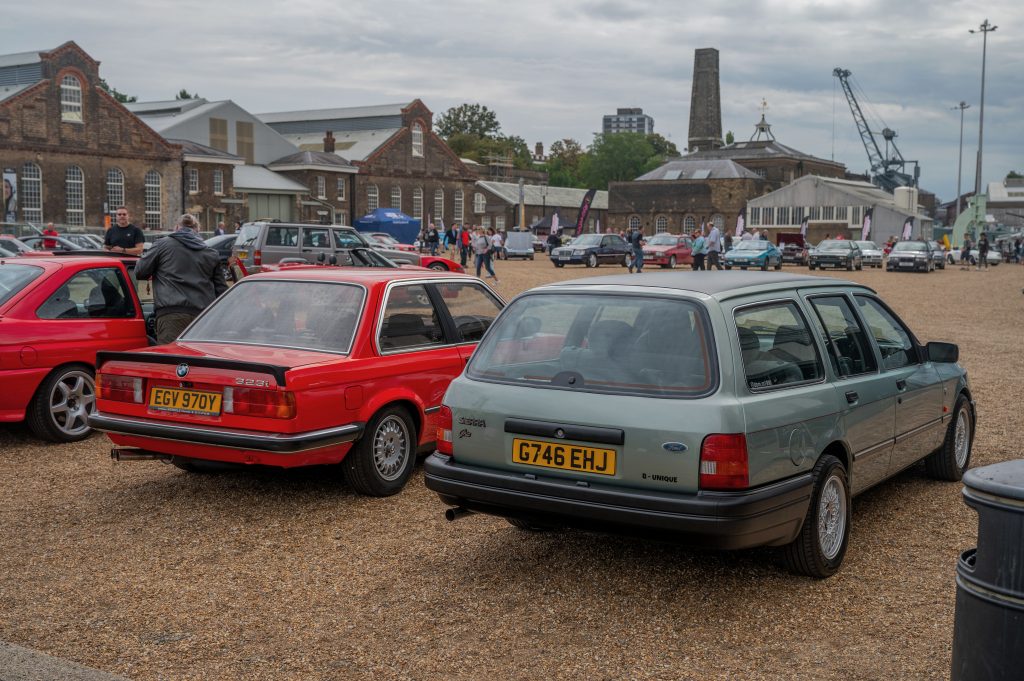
951, 460, 1024, 681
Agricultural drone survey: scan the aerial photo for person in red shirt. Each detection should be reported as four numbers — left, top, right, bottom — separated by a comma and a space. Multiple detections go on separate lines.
42, 223, 59, 250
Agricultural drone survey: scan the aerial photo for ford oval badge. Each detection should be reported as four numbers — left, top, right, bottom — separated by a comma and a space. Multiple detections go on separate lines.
662, 442, 688, 453
175, 363, 189, 378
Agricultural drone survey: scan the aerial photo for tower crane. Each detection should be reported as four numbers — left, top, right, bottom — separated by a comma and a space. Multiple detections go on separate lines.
833, 67, 920, 192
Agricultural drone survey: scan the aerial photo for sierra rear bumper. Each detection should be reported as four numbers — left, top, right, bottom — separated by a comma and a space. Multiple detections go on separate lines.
424, 453, 813, 550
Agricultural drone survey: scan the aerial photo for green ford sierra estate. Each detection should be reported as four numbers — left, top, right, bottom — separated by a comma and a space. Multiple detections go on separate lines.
424, 272, 975, 578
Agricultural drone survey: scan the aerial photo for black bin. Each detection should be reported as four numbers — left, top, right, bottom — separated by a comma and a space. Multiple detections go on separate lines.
951, 459, 1024, 681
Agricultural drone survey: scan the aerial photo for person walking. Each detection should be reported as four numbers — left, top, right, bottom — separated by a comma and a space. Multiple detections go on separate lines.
546, 230, 561, 254
977, 233, 990, 271
960, 235, 973, 270
426, 222, 440, 256
104, 207, 145, 255
459, 225, 471, 268
691, 231, 707, 270
135, 214, 227, 344
473, 227, 498, 282
489, 228, 504, 262
445, 224, 456, 256
706, 222, 723, 270
626, 225, 645, 273
724, 232, 733, 253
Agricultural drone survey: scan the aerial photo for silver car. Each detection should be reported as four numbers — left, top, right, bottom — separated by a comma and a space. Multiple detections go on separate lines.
887, 241, 935, 273
425, 272, 974, 578
855, 240, 884, 268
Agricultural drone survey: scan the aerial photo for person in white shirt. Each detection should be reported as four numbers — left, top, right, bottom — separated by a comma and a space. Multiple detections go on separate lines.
752, 228, 761, 241
490, 229, 504, 261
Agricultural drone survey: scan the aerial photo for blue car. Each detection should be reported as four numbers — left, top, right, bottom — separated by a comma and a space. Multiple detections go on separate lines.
550, 233, 631, 268
724, 241, 783, 270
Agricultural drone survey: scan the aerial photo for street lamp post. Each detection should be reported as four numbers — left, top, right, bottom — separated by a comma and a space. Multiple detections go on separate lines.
952, 101, 970, 222
970, 18, 997, 197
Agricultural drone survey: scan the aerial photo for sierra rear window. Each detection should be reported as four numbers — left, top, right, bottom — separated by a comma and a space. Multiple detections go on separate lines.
181, 280, 364, 354
467, 293, 716, 398
0, 264, 44, 306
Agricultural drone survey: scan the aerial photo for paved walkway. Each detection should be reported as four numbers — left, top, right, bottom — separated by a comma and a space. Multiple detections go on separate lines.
0, 642, 129, 681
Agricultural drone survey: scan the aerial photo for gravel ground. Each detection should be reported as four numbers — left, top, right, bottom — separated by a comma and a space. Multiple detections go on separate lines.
1, 258, 1022, 680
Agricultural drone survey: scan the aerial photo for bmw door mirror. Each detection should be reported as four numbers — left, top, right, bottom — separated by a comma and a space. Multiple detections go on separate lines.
926, 341, 959, 363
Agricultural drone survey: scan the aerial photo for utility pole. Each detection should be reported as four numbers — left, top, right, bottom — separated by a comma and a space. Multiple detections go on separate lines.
952, 102, 970, 222
970, 19, 997, 197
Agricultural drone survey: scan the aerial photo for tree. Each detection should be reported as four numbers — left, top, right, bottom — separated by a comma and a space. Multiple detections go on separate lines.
583, 133, 656, 188
545, 139, 586, 188
1007, 170, 1023, 179
175, 89, 200, 100
435, 103, 501, 139
98, 78, 136, 103
646, 133, 679, 159
725, 130, 735, 145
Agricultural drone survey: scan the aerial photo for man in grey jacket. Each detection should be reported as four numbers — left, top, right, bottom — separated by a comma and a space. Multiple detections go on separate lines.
135, 214, 227, 344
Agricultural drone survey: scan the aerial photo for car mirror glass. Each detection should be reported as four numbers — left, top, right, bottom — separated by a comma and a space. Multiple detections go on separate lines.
926, 341, 959, 363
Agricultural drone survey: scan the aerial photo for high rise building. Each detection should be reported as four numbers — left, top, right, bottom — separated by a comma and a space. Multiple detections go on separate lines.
602, 108, 654, 135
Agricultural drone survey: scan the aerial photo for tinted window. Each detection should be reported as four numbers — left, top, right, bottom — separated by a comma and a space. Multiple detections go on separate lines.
818, 240, 852, 250
302, 228, 330, 248
893, 241, 928, 252
0, 264, 43, 306
265, 225, 298, 248
235, 224, 261, 248
334, 230, 366, 249
808, 296, 877, 377
181, 281, 364, 353
468, 293, 715, 398
734, 302, 822, 390
378, 284, 444, 351
37, 267, 134, 319
855, 296, 917, 370
435, 282, 503, 342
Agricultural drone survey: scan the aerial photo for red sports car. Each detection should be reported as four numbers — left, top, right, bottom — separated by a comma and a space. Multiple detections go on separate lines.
0, 254, 153, 442
89, 267, 504, 496
642, 233, 694, 268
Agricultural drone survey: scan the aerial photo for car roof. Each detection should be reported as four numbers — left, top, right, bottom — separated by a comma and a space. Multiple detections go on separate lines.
1, 253, 137, 269
248, 267, 477, 285
542, 271, 872, 300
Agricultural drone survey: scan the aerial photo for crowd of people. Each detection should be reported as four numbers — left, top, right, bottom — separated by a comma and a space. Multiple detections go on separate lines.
418, 222, 503, 282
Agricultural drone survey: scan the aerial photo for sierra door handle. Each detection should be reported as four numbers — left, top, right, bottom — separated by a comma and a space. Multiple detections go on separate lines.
845, 391, 859, 404
896, 379, 907, 391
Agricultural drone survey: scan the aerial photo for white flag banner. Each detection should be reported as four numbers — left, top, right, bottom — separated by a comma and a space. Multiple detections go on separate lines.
551, 212, 560, 233
734, 208, 745, 237
861, 208, 872, 241
901, 216, 914, 240
799, 216, 809, 237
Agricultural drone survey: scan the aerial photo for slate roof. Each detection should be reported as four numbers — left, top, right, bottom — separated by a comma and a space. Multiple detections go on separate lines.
685, 139, 843, 168
476, 181, 608, 210
285, 129, 402, 162
635, 158, 762, 181
268, 150, 356, 171
232, 166, 309, 193
257, 103, 407, 124
168, 138, 244, 163
130, 99, 225, 134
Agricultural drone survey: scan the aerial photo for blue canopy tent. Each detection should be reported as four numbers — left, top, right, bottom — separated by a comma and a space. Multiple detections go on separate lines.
353, 208, 421, 245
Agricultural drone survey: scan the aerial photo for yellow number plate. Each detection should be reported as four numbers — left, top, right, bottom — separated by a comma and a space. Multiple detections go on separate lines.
149, 387, 222, 416
236, 250, 248, 259
511, 438, 616, 476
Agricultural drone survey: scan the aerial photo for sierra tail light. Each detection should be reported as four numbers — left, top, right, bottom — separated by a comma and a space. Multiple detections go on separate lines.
97, 374, 144, 403
699, 434, 749, 490
223, 387, 295, 419
436, 405, 453, 456
253, 249, 262, 266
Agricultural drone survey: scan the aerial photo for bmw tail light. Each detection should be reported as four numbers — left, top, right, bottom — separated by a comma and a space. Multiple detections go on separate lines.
253, 249, 262, 266
436, 405, 453, 456
699, 434, 749, 490
223, 387, 295, 419
97, 374, 143, 403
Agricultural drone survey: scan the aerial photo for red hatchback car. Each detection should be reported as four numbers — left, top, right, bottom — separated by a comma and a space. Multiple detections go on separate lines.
0, 254, 153, 442
89, 267, 504, 496
642, 233, 694, 269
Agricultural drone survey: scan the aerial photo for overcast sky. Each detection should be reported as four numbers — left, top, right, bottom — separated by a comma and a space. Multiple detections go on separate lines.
9, 0, 1022, 201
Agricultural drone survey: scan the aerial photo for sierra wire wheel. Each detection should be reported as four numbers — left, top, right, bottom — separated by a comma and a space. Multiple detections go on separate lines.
783, 455, 851, 578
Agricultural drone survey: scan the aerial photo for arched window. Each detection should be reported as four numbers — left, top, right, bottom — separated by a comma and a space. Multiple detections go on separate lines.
106, 168, 125, 211
655, 215, 668, 233
628, 215, 641, 230
683, 216, 696, 232
367, 184, 379, 211
390, 186, 401, 209
473, 192, 486, 214
20, 163, 43, 223
411, 122, 424, 158
61, 74, 83, 122
434, 189, 444, 221
65, 166, 85, 226
712, 214, 725, 230
412, 187, 423, 219
453, 190, 464, 222
144, 170, 162, 229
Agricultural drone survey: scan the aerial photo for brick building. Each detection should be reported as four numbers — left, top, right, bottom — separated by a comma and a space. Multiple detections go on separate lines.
0, 42, 181, 229
175, 139, 244, 230
473, 182, 608, 234
259, 100, 476, 228
607, 159, 765, 235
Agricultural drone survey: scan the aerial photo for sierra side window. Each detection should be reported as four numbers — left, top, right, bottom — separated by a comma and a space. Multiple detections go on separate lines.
378, 284, 444, 351
854, 296, 918, 370
734, 301, 823, 391
433, 282, 503, 343
807, 295, 878, 377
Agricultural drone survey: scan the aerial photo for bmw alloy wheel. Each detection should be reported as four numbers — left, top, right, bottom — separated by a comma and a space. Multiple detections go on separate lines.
372, 415, 411, 481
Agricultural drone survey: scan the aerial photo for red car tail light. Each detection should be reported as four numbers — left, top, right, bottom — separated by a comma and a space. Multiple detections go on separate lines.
436, 405, 453, 456
699, 434, 749, 490
223, 387, 295, 419
97, 374, 144, 403
253, 249, 262, 266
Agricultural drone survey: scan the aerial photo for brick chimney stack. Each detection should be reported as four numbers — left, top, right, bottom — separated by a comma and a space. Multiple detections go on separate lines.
323, 131, 335, 153
688, 48, 723, 152
534, 141, 544, 159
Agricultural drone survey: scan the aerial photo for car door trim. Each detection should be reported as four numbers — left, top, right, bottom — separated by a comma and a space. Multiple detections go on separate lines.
894, 417, 944, 444
852, 438, 894, 462
505, 418, 625, 446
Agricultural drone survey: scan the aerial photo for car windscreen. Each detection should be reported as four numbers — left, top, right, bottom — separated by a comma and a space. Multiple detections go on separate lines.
734, 241, 768, 251
855, 241, 878, 250
570, 235, 602, 247
646, 234, 678, 246
180, 280, 365, 354
817, 240, 851, 250
0, 263, 44, 306
893, 241, 927, 252
235, 224, 261, 249
467, 293, 716, 398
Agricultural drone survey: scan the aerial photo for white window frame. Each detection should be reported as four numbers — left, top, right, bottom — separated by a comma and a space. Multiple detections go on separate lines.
411, 122, 424, 158
336, 177, 346, 201
21, 163, 43, 223
495, 215, 505, 230
473, 192, 486, 214
144, 170, 162, 229
390, 186, 401, 209
367, 185, 379, 211
453, 190, 464, 222
655, 215, 668, 233
412, 187, 423, 219
60, 74, 83, 123
683, 216, 696, 232
434, 189, 444, 221
65, 166, 84, 226
188, 168, 199, 194
213, 169, 224, 195
481, 215, 491, 229
628, 215, 641, 229
106, 168, 125, 213
762, 206, 774, 226
712, 214, 725, 230
316, 175, 326, 199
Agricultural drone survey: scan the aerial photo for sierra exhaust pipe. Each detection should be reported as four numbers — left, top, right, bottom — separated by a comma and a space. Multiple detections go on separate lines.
110, 447, 170, 463
444, 507, 474, 522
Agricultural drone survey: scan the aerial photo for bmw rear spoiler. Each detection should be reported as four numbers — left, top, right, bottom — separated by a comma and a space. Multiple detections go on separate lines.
96, 351, 290, 386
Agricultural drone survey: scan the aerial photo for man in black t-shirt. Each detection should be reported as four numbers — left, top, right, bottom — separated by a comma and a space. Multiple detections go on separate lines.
104, 207, 145, 255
